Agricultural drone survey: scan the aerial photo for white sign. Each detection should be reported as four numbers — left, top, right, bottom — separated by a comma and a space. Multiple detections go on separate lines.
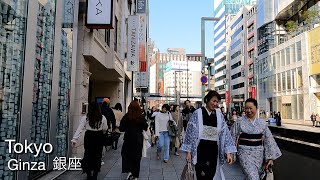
86, 0, 113, 27
135, 72, 148, 87
127, 16, 139, 71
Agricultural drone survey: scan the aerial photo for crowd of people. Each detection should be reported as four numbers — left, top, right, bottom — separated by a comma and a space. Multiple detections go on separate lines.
70, 91, 284, 180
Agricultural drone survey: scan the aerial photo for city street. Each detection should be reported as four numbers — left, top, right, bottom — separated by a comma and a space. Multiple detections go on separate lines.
54, 137, 245, 180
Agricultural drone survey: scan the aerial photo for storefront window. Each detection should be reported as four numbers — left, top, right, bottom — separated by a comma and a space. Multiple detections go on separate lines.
290, 44, 295, 63
292, 95, 297, 119
296, 41, 302, 61
281, 49, 285, 66
286, 47, 290, 65
287, 71, 291, 90
298, 94, 304, 119
56, 0, 75, 157
29, 0, 56, 178
282, 72, 286, 91
297, 67, 303, 88
0, 1, 29, 179
292, 69, 296, 89
277, 73, 281, 92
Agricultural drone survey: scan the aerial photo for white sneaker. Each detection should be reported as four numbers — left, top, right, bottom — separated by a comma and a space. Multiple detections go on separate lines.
126, 172, 132, 180
101, 161, 104, 166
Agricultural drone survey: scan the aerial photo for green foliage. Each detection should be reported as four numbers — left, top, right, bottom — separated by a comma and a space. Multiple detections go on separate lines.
302, 10, 318, 25
285, 20, 298, 33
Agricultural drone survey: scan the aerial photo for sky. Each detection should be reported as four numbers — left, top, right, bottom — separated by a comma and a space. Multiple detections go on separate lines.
149, 0, 215, 58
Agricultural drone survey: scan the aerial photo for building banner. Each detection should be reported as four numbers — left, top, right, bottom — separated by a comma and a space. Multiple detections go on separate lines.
138, 15, 146, 62
252, 86, 256, 99
226, 91, 229, 105
127, 15, 139, 71
86, 0, 113, 28
136, 0, 146, 14
308, 26, 320, 75
135, 72, 148, 87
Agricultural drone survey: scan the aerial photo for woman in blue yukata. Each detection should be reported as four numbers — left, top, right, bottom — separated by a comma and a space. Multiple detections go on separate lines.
231, 98, 282, 180
181, 90, 237, 180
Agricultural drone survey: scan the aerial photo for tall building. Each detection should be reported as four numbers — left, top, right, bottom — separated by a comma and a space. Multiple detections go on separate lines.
213, 0, 256, 105
0, 0, 138, 179
256, 0, 320, 123
227, 5, 254, 112
148, 49, 202, 106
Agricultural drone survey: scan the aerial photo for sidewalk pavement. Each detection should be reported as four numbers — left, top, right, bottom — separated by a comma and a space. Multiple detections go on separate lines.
269, 123, 320, 133
54, 136, 245, 180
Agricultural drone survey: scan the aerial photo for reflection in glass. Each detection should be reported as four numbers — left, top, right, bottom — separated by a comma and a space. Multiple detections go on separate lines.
29, 0, 56, 178
0, 0, 28, 179
56, 0, 75, 157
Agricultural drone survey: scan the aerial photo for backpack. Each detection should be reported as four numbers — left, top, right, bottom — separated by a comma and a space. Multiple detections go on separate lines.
167, 120, 178, 137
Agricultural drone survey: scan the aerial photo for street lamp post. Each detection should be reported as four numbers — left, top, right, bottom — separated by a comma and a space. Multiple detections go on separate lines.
175, 70, 182, 105
201, 17, 219, 99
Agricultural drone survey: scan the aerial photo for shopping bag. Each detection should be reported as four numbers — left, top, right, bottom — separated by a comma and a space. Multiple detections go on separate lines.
266, 172, 274, 180
180, 161, 194, 180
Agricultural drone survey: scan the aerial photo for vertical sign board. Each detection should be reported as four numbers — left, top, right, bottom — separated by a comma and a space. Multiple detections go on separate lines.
127, 16, 139, 71
135, 72, 148, 87
136, 0, 146, 14
138, 14, 146, 64
86, 0, 114, 28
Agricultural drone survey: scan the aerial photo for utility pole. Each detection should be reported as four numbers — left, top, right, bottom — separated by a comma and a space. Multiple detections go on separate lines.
201, 17, 219, 98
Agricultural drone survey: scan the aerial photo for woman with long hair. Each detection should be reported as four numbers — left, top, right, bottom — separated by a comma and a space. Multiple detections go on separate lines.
71, 102, 108, 180
171, 104, 183, 156
112, 103, 124, 150
120, 101, 148, 180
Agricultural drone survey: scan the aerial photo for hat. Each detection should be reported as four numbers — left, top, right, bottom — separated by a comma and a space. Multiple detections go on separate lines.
103, 98, 110, 104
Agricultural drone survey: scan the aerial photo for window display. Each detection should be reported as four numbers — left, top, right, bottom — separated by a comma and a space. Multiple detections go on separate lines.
29, 1, 56, 178
0, 0, 29, 179
56, 0, 75, 157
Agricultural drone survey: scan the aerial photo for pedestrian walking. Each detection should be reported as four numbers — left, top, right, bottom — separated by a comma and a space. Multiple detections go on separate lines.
316, 114, 320, 127
181, 90, 237, 179
147, 106, 157, 146
152, 104, 173, 163
71, 102, 108, 180
231, 98, 282, 180
101, 98, 116, 131
171, 104, 183, 156
276, 112, 281, 126
112, 103, 124, 150
182, 100, 196, 132
311, 113, 316, 127
120, 101, 148, 180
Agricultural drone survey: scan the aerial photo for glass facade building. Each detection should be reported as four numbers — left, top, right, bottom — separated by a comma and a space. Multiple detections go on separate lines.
0, 0, 76, 179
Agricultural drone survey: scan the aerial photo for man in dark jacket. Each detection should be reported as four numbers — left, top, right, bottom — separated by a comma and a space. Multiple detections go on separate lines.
101, 98, 116, 131
182, 100, 195, 131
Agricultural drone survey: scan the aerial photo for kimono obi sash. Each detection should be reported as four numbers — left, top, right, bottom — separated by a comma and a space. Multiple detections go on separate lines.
238, 133, 263, 146
200, 125, 218, 141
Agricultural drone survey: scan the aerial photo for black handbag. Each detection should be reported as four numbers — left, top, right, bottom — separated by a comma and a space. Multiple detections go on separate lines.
104, 132, 113, 146
167, 120, 178, 137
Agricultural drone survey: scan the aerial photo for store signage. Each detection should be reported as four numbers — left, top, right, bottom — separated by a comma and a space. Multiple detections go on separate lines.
136, 0, 146, 13
127, 15, 139, 71
138, 15, 146, 62
86, 0, 113, 28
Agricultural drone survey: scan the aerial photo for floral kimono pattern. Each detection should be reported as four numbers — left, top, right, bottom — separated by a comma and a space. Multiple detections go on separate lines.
181, 108, 237, 180
231, 116, 282, 180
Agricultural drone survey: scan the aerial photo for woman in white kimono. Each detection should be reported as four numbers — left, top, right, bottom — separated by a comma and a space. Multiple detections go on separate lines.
181, 90, 237, 180
231, 98, 282, 180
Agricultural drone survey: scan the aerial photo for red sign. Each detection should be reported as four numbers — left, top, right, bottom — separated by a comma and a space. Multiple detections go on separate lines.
140, 62, 147, 72
252, 86, 256, 99
226, 91, 229, 105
